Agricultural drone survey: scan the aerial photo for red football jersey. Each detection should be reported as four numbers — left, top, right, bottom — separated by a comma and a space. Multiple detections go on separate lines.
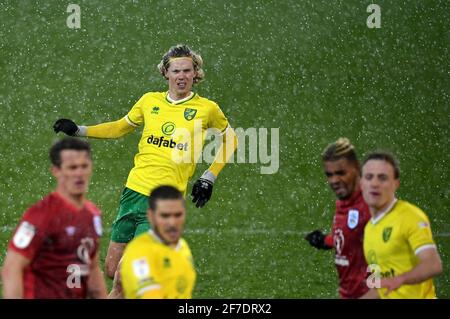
8, 192, 102, 299
331, 188, 371, 298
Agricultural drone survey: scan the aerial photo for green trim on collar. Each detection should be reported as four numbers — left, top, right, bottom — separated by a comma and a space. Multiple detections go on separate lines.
165, 91, 196, 105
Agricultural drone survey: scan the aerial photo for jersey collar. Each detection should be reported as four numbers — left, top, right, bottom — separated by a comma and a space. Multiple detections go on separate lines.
371, 198, 398, 225
148, 229, 181, 250
52, 191, 86, 212
165, 91, 195, 105
337, 187, 362, 208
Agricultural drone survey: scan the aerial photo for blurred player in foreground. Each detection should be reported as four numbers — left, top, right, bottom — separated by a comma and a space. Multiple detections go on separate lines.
361, 151, 442, 298
120, 185, 195, 298
1, 137, 107, 298
53, 44, 237, 297
304, 138, 371, 298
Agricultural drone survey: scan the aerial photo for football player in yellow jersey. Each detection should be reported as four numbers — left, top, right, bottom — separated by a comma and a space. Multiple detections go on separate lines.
360, 151, 443, 299
53, 44, 237, 297
120, 185, 196, 299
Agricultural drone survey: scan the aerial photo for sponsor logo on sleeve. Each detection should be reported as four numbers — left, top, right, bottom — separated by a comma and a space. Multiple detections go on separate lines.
13, 221, 36, 249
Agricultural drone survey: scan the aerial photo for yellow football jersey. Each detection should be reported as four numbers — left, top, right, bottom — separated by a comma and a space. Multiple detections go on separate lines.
125, 91, 229, 196
121, 230, 196, 299
364, 200, 437, 299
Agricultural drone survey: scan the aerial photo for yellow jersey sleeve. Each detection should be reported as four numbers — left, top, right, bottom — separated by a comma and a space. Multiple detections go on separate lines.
208, 102, 229, 133
121, 244, 161, 299
403, 208, 435, 254
86, 117, 135, 138
208, 127, 238, 177
126, 93, 149, 127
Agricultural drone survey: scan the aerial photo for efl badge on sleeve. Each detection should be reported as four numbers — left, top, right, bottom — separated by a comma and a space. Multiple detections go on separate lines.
93, 216, 102, 236
184, 108, 197, 121
418, 221, 429, 229
13, 221, 36, 249
347, 209, 359, 229
133, 258, 150, 279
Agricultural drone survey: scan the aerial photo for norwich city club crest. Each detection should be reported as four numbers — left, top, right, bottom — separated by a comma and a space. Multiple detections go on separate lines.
184, 108, 197, 121
382, 227, 393, 242
163, 257, 171, 268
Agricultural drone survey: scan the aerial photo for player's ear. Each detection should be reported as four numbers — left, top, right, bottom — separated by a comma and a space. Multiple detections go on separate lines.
193, 67, 199, 80
162, 66, 169, 80
50, 165, 59, 178
147, 208, 155, 223
394, 179, 400, 190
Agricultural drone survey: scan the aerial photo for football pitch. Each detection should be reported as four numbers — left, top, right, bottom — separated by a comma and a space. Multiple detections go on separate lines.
0, 0, 448, 298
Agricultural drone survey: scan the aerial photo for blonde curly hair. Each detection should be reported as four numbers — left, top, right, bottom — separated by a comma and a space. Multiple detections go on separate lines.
157, 44, 205, 84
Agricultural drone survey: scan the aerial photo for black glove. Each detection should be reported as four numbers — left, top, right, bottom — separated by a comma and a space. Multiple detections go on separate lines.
305, 230, 332, 250
191, 178, 214, 208
53, 119, 79, 136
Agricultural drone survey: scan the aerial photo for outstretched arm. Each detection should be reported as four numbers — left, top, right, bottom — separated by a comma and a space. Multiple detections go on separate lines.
54, 117, 135, 139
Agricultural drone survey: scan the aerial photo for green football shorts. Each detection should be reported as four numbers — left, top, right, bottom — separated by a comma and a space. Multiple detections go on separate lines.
110, 187, 151, 243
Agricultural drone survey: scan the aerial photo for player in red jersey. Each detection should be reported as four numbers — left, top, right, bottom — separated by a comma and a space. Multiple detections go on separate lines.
1, 137, 107, 299
304, 138, 371, 298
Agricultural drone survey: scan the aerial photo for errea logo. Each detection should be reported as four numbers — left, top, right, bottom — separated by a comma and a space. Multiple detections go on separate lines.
151, 106, 160, 115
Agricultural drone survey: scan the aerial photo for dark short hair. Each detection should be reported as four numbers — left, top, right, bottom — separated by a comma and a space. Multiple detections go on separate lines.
49, 137, 92, 167
362, 151, 400, 179
148, 185, 184, 211
322, 137, 359, 166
